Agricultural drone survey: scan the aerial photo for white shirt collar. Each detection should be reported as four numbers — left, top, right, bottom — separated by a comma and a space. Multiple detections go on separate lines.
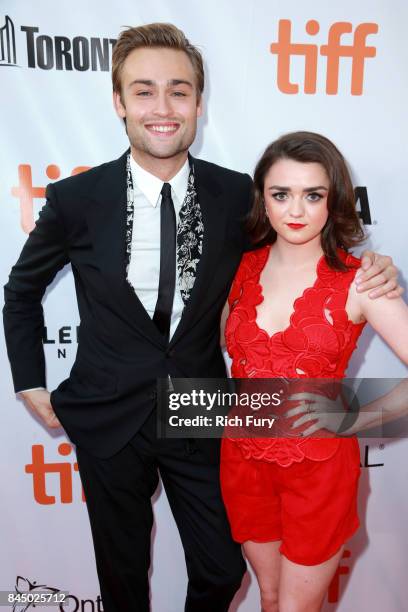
129, 154, 190, 210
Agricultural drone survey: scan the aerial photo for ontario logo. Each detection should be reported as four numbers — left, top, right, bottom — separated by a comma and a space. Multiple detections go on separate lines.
0, 15, 116, 72
9, 576, 63, 611
9, 576, 102, 611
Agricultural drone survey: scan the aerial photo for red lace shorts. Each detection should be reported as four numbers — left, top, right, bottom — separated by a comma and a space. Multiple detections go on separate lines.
220, 437, 361, 566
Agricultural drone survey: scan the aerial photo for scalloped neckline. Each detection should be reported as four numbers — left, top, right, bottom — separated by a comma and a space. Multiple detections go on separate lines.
253, 244, 327, 341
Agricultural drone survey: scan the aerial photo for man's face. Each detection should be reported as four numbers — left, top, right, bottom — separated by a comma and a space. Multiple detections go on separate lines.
113, 47, 202, 166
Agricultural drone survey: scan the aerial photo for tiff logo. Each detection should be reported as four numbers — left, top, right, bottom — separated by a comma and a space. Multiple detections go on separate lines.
12, 163, 90, 233
25, 443, 85, 505
0, 15, 17, 66
270, 20, 378, 95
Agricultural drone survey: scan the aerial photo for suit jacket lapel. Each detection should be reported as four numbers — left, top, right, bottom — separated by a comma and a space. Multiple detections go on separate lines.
176, 157, 203, 304
84, 150, 165, 348
170, 157, 228, 347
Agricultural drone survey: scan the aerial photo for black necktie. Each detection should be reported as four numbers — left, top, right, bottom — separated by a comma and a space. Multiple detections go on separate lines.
153, 182, 177, 341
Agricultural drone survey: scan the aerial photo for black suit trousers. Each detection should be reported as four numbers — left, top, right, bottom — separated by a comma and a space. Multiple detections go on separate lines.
75, 411, 246, 612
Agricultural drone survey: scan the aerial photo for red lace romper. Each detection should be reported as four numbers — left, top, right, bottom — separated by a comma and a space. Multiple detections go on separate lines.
220, 245, 366, 565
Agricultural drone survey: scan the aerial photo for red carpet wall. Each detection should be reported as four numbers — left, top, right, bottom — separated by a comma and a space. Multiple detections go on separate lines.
1, 1, 407, 610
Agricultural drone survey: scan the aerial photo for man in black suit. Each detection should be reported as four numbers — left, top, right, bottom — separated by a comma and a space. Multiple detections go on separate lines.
3, 23, 401, 612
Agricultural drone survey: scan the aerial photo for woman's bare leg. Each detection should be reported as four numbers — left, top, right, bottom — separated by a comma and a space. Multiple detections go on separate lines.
278, 546, 344, 612
243, 540, 281, 612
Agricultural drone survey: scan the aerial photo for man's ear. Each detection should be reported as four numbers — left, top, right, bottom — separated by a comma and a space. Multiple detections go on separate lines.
196, 94, 203, 118
113, 90, 126, 119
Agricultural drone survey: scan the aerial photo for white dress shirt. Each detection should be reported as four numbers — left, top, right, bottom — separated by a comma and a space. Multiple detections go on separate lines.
127, 154, 188, 339
21, 156, 189, 393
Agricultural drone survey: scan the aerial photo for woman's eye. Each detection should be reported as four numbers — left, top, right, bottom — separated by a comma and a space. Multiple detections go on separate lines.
272, 192, 287, 201
307, 192, 323, 202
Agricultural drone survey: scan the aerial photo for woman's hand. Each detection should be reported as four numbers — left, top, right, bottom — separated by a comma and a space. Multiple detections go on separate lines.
284, 392, 346, 437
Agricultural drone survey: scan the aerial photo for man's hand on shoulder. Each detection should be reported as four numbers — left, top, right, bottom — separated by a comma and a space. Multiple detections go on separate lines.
356, 250, 403, 299
19, 389, 62, 429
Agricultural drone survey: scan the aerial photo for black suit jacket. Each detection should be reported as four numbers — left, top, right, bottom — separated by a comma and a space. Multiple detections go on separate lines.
3, 150, 252, 458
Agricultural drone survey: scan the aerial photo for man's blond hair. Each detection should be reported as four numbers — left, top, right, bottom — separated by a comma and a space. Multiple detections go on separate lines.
112, 23, 204, 98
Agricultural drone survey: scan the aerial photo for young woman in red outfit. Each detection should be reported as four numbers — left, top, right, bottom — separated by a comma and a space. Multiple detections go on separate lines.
220, 132, 408, 612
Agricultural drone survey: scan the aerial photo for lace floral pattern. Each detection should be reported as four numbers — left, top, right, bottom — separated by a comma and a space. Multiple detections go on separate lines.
225, 245, 366, 467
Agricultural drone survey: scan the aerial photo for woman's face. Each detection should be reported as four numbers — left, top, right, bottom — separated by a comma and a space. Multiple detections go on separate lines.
263, 158, 330, 246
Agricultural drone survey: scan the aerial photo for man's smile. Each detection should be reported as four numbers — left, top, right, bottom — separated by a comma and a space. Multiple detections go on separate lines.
145, 122, 180, 135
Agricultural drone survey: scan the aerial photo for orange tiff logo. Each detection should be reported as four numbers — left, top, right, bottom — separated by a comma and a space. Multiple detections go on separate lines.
270, 20, 378, 95
11, 163, 90, 234
25, 443, 85, 504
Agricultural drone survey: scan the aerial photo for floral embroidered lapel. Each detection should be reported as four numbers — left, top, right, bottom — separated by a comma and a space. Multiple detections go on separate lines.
125, 153, 204, 305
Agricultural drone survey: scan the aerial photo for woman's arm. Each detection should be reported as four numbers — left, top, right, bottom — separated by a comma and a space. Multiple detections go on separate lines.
357, 285, 408, 364
338, 284, 408, 434
340, 379, 408, 435
286, 379, 408, 436
286, 285, 408, 436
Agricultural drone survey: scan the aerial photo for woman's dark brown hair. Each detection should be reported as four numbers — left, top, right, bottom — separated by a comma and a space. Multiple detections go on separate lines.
247, 131, 365, 270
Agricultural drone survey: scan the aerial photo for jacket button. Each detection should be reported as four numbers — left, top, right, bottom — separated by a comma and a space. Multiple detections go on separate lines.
150, 391, 157, 400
